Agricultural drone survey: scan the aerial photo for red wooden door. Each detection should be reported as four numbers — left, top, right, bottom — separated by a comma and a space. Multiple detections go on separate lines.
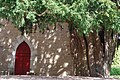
15, 41, 31, 75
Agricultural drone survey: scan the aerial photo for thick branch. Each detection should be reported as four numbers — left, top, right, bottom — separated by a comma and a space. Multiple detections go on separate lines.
37, 9, 48, 17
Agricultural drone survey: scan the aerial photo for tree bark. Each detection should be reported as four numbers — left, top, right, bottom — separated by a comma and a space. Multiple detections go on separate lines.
69, 25, 117, 77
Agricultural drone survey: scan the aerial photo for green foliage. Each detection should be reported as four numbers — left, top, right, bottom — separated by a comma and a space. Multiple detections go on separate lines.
0, 0, 120, 34
111, 47, 120, 78
112, 47, 120, 65
110, 65, 120, 75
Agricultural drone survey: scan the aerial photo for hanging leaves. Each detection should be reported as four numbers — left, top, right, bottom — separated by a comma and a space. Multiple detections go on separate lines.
0, 0, 120, 34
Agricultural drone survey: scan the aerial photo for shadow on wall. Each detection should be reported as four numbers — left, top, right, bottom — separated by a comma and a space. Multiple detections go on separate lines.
31, 23, 73, 76
0, 19, 21, 75
0, 20, 73, 76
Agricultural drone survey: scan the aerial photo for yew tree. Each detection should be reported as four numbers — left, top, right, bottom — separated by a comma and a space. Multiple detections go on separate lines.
0, 0, 120, 77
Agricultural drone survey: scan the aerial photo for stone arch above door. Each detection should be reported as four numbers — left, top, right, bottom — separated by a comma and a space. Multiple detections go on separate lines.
10, 36, 37, 75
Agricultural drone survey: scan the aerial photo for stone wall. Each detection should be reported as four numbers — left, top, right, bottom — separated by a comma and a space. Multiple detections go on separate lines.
0, 19, 73, 76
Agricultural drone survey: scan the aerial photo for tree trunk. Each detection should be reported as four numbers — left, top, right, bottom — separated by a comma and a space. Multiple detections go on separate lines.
69, 25, 117, 77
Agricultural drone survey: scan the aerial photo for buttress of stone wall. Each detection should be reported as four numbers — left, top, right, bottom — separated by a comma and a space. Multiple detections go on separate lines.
28, 23, 73, 76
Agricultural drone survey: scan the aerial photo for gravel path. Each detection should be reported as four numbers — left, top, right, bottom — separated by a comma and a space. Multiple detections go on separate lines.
0, 76, 119, 80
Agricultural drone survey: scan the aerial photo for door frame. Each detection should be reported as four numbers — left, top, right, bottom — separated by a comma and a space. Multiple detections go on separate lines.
9, 36, 37, 75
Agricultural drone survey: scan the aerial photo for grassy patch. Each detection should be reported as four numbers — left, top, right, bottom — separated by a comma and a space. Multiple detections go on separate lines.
110, 75, 120, 78
110, 65, 120, 78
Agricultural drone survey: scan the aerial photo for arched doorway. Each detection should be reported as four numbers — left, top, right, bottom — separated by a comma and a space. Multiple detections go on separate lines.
15, 41, 31, 75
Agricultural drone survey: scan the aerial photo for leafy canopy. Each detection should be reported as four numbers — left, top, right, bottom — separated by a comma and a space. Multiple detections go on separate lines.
0, 0, 120, 34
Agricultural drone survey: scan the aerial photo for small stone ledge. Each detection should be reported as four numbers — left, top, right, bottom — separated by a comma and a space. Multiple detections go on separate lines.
0, 76, 119, 80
